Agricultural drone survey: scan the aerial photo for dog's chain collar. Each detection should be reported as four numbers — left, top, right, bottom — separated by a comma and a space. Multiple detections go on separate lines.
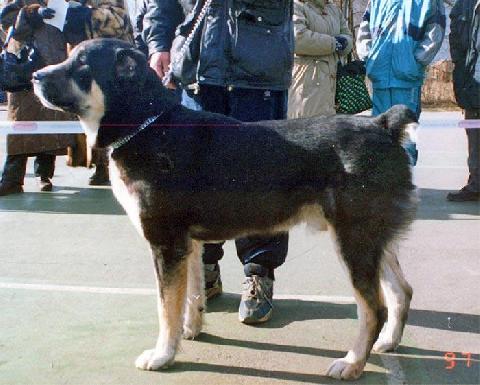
110, 113, 164, 150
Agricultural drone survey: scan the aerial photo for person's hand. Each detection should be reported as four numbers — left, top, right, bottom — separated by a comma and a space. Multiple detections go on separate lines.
149, 51, 176, 89
334, 36, 348, 53
37, 7, 55, 19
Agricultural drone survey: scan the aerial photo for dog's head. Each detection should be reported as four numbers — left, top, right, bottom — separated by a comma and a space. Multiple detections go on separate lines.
33, 38, 153, 146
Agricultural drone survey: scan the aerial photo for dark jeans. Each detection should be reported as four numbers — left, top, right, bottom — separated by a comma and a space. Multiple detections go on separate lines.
1, 153, 55, 185
182, 85, 289, 277
465, 109, 480, 192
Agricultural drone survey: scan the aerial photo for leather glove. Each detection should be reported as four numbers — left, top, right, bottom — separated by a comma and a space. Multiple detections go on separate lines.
334, 36, 348, 53
37, 7, 55, 19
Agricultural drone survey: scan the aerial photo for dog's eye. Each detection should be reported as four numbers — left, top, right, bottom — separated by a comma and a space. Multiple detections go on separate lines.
77, 52, 88, 66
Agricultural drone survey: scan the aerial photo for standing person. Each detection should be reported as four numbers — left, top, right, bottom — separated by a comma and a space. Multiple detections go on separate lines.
141, 0, 293, 324
356, 0, 446, 165
288, 0, 352, 119
447, 0, 480, 202
0, 0, 74, 196
64, 0, 133, 185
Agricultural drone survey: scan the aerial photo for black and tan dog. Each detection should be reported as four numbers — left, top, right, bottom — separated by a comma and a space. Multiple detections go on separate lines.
33, 38, 416, 380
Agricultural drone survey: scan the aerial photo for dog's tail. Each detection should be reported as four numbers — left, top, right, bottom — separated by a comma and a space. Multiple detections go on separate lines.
374, 105, 418, 145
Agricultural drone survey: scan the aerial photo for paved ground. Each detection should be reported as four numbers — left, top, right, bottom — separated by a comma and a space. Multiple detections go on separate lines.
0, 110, 479, 385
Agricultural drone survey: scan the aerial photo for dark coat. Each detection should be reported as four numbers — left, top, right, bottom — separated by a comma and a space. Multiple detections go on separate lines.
140, 0, 185, 56
143, 0, 294, 90
1, 0, 75, 155
450, 0, 480, 110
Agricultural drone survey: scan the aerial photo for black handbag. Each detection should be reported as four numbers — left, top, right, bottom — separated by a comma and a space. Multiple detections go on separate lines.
170, 0, 212, 87
0, 27, 43, 93
335, 60, 372, 115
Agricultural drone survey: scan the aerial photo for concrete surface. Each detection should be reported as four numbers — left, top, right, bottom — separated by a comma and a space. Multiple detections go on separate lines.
0, 111, 479, 385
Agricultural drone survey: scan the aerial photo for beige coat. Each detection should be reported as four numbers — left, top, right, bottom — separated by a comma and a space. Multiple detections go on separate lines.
288, 0, 352, 119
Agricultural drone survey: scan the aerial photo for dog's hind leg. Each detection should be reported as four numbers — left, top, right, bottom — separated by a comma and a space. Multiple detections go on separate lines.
183, 240, 205, 340
373, 243, 412, 353
135, 239, 189, 371
326, 228, 387, 380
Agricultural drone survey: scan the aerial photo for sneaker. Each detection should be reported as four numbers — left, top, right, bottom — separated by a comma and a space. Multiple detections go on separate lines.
37, 177, 52, 192
204, 263, 222, 299
447, 186, 480, 202
238, 275, 273, 324
0, 181, 23, 196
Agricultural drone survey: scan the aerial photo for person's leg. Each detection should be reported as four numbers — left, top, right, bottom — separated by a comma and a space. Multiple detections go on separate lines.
89, 148, 110, 186
371, 88, 392, 117
227, 87, 290, 323
34, 153, 55, 179
465, 110, 480, 192
0, 154, 27, 195
447, 109, 480, 201
34, 153, 55, 191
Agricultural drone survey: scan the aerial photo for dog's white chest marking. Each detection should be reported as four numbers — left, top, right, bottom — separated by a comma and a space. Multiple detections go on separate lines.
109, 159, 144, 237
78, 80, 106, 148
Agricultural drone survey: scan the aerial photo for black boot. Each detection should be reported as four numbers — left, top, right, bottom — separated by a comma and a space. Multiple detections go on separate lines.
89, 165, 110, 185
0, 181, 23, 196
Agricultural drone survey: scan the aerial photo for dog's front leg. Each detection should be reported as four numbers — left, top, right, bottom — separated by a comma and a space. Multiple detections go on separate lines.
135, 243, 188, 371
183, 241, 205, 339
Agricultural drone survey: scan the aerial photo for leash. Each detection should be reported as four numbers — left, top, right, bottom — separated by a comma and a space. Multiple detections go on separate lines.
162, 0, 213, 86
110, 113, 163, 150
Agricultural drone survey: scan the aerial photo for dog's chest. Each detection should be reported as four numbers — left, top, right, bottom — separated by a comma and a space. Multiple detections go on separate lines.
109, 159, 144, 237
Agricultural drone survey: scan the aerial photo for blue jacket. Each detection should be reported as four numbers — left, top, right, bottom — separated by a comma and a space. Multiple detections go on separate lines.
356, 0, 446, 89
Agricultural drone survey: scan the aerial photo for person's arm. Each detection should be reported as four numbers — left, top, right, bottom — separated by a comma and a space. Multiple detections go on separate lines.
449, 0, 468, 64
0, 1, 55, 42
142, 0, 184, 80
336, 7, 353, 56
414, 0, 446, 66
293, 2, 336, 56
0, 0, 23, 31
133, 0, 148, 54
356, 2, 372, 61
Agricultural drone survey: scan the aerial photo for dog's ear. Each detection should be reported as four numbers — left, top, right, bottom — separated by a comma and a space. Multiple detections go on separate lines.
114, 48, 147, 83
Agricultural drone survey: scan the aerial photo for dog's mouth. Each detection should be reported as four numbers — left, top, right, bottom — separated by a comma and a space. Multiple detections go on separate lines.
32, 81, 63, 111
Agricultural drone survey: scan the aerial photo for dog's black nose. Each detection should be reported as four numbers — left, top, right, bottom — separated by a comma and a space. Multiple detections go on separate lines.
32, 71, 46, 81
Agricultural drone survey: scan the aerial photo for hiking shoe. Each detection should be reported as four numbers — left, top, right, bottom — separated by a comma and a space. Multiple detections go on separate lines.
0, 181, 23, 196
204, 263, 222, 299
447, 186, 480, 202
239, 275, 273, 324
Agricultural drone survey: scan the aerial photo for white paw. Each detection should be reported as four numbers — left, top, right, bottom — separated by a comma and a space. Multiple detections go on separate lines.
372, 337, 399, 353
326, 358, 364, 380
135, 349, 174, 371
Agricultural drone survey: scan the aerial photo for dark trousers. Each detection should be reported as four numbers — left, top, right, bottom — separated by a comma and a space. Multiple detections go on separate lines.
182, 85, 289, 277
1, 153, 55, 185
465, 109, 480, 192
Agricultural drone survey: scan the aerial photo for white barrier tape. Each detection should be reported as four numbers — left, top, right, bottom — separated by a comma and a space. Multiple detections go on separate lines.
0, 120, 478, 135
458, 120, 480, 129
0, 121, 83, 135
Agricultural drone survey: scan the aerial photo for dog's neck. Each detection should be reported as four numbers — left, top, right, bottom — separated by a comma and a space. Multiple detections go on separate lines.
96, 73, 179, 148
